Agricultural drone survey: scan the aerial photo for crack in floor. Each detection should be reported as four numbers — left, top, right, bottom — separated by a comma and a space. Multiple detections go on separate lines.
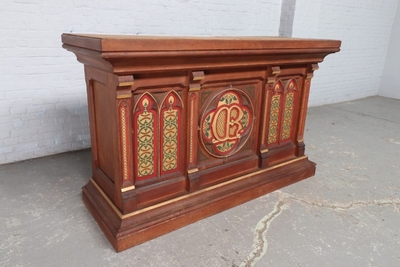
276, 191, 400, 212
239, 200, 287, 267
328, 105, 400, 125
238, 191, 400, 267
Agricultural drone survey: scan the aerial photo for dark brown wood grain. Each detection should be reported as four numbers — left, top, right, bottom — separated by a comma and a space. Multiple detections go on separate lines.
62, 33, 341, 252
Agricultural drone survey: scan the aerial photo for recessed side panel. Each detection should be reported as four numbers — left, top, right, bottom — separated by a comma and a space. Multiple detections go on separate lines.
200, 89, 254, 158
131, 77, 188, 209
133, 93, 159, 182
265, 66, 307, 165
160, 91, 183, 176
92, 80, 117, 182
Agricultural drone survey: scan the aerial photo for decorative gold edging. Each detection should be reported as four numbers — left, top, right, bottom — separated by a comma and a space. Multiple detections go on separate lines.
118, 82, 135, 87
117, 93, 132, 99
271, 66, 281, 75
187, 168, 199, 174
189, 84, 201, 91
199, 87, 255, 159
192, 71, 205, 81
267, 82, 283, 145
159, 90, 185, 110
118, 75, 135, 87
121, 185, 136, 192
119, 103, 129, 181
261, 66, 280, 150
90, 155, 308, 220
189, 71, 205, 91
189, 93, 196, 164
90, 177, 124, 218
188, 71, 204, 166
261, 88, 271, 146
280, 79, 298, 141
133, 93, 159, 179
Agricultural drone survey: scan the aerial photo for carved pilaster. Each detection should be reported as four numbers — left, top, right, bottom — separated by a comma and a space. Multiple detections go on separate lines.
296, 63, 319, 156
260, 66, 281, 166
187, 71, 204, 192
119, 101, 130, 182
116, 75, 135, 193
116, 75, 137, 213
280, 79, 298, 142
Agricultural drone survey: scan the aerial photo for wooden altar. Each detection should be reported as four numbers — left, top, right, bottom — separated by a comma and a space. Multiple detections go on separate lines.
62, 34, 341, 252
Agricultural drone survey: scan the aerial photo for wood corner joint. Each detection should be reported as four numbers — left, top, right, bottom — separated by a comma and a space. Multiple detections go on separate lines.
266, 66, 281, 84
311, 63, 319, 71
118, 75, 135, 87
267, 77, 276, 84
189, 71, 205, 91
191, 71, 205, 81
189, 84, 201, 91
117, 76, 134, 99
271, 66, 281, 75
306, 63, 319, 79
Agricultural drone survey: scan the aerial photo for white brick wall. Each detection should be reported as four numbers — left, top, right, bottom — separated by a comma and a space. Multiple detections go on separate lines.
292, 0, 399, 106
0, 0, 282, 164
1, 0, 398, 164
379, 1, 400, 99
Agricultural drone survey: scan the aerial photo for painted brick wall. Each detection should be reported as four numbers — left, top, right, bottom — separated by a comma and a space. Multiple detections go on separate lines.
379, 1, 400, 99
0, 0, 282, 164
292, 0, 399, 106
1, 0, 398, 164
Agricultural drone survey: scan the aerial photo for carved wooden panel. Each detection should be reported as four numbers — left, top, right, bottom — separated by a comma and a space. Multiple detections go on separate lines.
200, 88, 253, 158
160, 92, 182, 175
267, 78, 298, 147
134, 93, 158, 181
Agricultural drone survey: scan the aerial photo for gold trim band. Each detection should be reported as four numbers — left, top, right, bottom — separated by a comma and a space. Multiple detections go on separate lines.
271, 66, 281, 75
90, 177, 124, 218
90, 156, 308, 220
189, 84, 201, 91
117, 93, 132, 99
187, 168, 199, 174
121, 185, 136, 192
118, 81, 135, 87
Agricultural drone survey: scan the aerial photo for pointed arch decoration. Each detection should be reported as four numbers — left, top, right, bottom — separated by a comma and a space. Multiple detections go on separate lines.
133, 93, 158, 181
267, 80, 284, 145
281, 79, 298, 141
160, 91, 182, 175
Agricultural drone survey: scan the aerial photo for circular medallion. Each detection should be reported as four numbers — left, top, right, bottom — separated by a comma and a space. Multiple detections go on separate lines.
200, 88, 254, 158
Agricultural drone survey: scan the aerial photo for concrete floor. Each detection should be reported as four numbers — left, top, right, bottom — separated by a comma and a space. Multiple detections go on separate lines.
1, 96, 400, 267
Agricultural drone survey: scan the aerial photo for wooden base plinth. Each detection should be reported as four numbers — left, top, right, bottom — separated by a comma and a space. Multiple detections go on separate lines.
82, 156, 315, 252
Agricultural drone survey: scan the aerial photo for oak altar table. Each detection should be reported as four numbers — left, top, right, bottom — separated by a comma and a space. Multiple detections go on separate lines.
62, 34, 341, 252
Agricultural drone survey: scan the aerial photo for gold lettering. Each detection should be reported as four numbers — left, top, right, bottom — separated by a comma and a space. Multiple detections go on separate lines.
211, 104, 244, 143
